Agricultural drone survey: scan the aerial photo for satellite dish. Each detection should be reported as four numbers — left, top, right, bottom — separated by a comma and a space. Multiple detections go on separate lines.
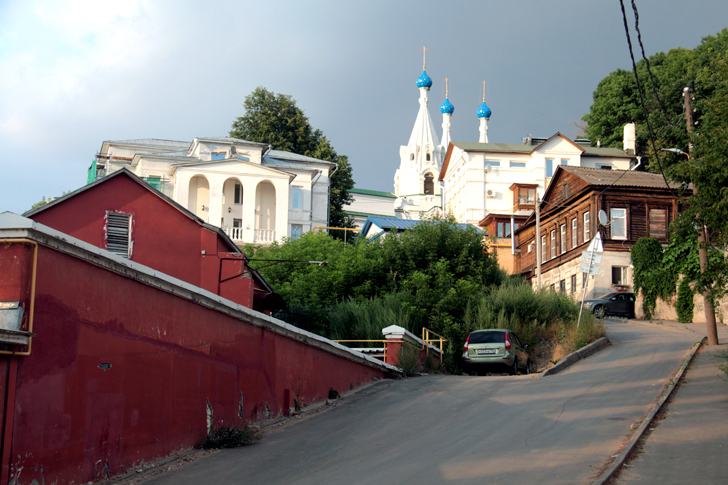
598, 210, 608, 225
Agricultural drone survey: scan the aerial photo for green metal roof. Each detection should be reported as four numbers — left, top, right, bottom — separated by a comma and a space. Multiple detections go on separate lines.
349, 188, 397, 198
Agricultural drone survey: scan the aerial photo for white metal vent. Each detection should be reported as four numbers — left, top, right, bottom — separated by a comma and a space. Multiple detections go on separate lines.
106, 212, 132, 258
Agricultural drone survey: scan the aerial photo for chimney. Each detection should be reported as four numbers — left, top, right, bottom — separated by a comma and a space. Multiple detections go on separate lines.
623, 122, 636, 155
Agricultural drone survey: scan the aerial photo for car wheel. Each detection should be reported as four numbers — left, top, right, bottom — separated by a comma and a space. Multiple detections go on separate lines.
509, 359, 518, 376
525, 359, 532, 375
594, 305, 606, 319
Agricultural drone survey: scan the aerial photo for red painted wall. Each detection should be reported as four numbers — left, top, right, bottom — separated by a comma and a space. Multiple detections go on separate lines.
0, 243, 386, 485
29, 173, 258, 308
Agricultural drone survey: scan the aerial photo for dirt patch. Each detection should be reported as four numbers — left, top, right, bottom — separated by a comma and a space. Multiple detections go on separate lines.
531, 339, 570, 372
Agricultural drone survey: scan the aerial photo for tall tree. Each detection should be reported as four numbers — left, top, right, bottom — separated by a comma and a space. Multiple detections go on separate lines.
582, 28, 728, 316
230, 87, 354, 232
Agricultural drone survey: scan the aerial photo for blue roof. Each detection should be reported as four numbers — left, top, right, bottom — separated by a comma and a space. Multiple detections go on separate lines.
477, 101, 492, 119
416, 70, 433, 89
440, 97, 454, 114
361, 216, 480, 241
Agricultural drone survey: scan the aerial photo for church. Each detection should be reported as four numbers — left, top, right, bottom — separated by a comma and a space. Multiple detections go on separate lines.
346, 60, 639, 275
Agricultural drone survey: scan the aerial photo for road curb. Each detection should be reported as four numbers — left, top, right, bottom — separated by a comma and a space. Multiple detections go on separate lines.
591, 337, 706, 485
541, 337, 611, 377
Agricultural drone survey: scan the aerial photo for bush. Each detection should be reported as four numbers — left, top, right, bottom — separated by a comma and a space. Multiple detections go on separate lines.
197, 425, 261, 449
675, 278, 695, 323
398, 344, 421, 376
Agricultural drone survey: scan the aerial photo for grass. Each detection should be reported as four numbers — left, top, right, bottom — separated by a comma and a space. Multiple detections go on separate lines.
719, 351, 728, 380
197, 425, 261, 449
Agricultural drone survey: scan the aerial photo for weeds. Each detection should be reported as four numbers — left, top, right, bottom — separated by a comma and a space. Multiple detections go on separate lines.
398, 344, 421, 376
719, 351, 728, 380
197, 425, 261, 449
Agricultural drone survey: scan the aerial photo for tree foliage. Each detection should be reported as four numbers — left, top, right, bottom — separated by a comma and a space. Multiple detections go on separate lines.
586, 29, 728, 303
230, 87, 355, 231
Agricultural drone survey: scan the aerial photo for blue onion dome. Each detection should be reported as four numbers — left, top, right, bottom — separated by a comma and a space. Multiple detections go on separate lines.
440, 97, 454, 114
416, 70, 433, 88
477, 101, 492, 119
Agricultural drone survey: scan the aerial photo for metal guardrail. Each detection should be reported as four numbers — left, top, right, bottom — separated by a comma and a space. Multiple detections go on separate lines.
335, 328, 448, 366
333, 340, 389, 362
422, 327, 447, 365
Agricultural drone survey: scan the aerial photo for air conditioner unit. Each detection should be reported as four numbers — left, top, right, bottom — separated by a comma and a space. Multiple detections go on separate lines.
486, 189, 495, 198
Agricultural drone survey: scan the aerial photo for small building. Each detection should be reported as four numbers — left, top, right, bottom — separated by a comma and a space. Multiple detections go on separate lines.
26, 169, 279, 311
89, 137, 335, 245
515, 166, 688, 298
344, 188, 397, 229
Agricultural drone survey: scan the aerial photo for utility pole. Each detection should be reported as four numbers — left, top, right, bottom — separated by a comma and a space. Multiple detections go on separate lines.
535, 194, 541, 290
685, 86, 719, 346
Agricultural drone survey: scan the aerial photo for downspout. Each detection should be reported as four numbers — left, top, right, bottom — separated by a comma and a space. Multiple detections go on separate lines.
310, 170, 322, 226
326, 163, 339, 231
630, 156, 642, 171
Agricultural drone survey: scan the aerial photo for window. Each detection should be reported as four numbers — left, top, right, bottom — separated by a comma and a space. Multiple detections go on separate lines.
410, 153, 414, 161
546, 159, 554, 177
571, 218, 578, 248
424, 173, 434, 195
560, 158, 569, 166
560, 224, 566, 254
234, 183, 242, 204
610, 208, 627, 239
292, 187, 303, 209
497, 222, 511, 238
649, 208, 667, 239
571, 274, 577, 294
291, 224, 302, 239
528, 242, 533, 253
426, 153, 431, 161
144, 176, 162, 191
559, 280, 566, 293
484, 160, 501, 168
597, 164, 612, 170
584, 211, 591, 241
106, 212, 132, 259
211, 152, 225, 160
550, 230, 556, 259
518, 187, 535, 204
233, 219, 242, 228
612, 266, 628, 285
541, 235, 547, 262
510, 161, 526, 168
563, 182, 569, 199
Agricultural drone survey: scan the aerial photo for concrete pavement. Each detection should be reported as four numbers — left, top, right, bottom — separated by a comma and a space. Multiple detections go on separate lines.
139, 320, 699, 485
613, 320, 728, 484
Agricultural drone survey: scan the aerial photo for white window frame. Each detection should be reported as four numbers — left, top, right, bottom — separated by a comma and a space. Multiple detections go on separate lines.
106, 212, 132, 259
541, 235, 547, 262
610, 208, 627, 240
292, 186, 303, 210
560, 224, 566, 254
550, 230, 556, 259
584, 211, 591, 241
571, 218, 578, 248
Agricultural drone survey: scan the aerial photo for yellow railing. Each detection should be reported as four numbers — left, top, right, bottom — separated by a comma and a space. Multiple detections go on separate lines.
422, 327, 447, 366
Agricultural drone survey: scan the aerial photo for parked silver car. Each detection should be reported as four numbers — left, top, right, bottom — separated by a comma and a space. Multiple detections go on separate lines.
462, 329, 531, 375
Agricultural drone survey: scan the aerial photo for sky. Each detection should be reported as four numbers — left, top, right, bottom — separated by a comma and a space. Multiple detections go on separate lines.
1, 0, 726, 215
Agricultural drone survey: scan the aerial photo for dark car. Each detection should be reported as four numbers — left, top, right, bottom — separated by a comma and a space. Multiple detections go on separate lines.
462, 329, 531, 375
583, 292, 635, 319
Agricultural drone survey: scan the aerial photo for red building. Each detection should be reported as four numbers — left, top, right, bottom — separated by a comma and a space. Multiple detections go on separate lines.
0, 171, 395, 485
26, 169, 279, 312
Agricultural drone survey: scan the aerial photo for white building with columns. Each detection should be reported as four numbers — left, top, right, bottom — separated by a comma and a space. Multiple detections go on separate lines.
91, 137, 335, 245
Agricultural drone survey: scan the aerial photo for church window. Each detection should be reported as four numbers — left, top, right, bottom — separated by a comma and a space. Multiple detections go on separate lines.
426, 153, 431, 161
410, 153, 415, 161
424, 173, 434, 195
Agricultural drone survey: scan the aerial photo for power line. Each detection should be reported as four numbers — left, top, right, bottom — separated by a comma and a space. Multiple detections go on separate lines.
618, 0, 676, 196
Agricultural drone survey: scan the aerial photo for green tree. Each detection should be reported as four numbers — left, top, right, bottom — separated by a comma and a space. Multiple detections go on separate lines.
230, 87, 354, 232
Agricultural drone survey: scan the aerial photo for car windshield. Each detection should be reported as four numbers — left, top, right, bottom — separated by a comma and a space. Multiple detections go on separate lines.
596, 293, 619, 300
468, 331, 505, 344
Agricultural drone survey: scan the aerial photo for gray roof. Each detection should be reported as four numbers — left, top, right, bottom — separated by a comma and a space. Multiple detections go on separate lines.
107, 138, 191, 149
450, 140, 632, 158
196, 137, 269, 147
264, 149, 335, 165
560, 166, 683, 189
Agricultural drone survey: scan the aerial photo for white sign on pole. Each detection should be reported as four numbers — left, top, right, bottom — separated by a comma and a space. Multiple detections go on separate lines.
579, 261, 601, 275
586, 232, 603, 252
581, 251, 602, 264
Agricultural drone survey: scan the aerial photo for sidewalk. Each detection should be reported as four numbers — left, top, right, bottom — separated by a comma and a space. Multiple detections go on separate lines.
614, 319, 728, 484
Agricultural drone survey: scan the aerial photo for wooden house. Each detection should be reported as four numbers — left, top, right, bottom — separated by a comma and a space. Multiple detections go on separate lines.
515, 166, 688, 298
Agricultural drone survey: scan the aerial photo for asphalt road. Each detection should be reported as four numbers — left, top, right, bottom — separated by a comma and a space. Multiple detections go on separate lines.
145, 321, 699, 485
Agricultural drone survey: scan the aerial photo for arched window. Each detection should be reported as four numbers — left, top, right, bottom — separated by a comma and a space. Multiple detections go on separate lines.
424, 173, 434, 195
426, 153, 431, 161
410, 153, 415, 161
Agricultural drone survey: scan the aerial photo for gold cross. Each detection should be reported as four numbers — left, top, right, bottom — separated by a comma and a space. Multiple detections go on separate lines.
444, 77, 450, 98
482, 81, 488, 102
421, 46, 429, 69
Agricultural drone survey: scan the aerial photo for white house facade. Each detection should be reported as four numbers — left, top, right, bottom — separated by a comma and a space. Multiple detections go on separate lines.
90, 137, 335, 245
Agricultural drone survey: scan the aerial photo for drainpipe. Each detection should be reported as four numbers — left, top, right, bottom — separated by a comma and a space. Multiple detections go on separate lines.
326, 163, 339, 231
630, 156, 642, 171
310, 170, 322, 225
